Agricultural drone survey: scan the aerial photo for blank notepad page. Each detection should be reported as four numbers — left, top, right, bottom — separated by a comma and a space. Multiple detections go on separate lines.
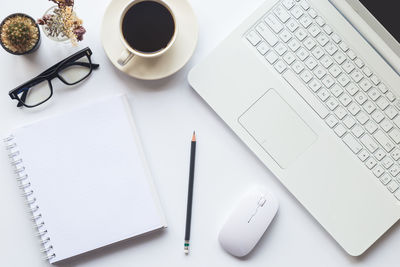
11, 95, 166, 263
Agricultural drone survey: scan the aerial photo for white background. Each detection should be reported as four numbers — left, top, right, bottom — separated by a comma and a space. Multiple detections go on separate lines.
0, 0, 399, 266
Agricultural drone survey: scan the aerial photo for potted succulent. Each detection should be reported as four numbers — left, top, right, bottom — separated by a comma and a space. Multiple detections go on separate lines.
37, 0, 86, 46
0, 13, 41, 55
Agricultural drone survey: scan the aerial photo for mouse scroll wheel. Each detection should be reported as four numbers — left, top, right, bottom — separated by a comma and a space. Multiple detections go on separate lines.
258, 197, 266, 207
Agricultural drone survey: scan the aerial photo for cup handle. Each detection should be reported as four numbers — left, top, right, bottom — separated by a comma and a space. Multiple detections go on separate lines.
117, 49, 134, 66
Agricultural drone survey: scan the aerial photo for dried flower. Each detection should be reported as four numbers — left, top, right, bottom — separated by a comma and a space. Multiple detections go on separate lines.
74, 26, 85, 41
38, 0, 85, 45
50, 0, 74, 8
0, 15, 39, 53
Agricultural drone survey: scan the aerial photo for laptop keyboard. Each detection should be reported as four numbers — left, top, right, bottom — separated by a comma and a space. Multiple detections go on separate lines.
245, 0, 400, 201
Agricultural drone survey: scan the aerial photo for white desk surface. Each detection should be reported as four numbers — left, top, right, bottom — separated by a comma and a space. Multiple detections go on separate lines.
0, 0, 399, 266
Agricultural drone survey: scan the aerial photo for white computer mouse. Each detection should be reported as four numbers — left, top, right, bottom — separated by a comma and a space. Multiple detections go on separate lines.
218, 186, 279, 257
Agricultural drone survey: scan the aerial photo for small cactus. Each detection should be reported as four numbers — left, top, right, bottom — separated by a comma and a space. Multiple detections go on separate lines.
0, 14, 40, 54
6, 22, 32, 48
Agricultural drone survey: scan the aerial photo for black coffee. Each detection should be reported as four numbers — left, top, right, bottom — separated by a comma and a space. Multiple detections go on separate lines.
122, 1, 175, 53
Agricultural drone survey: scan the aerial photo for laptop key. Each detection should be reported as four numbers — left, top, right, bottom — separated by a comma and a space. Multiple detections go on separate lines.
339, 94, 352, 107
352, 125, 364, 138
389, 129, 400, 144
265, 51, 279, 64
380, 119, 393, 132
339, 41, 349, 52
361, 135, 379, 153
279, 29, 292, 43
343, 60, 355, 74
389, 165, 400, 177
300, 0, 310, 10
380, 174, 392, 185
317, 88, 330, 101
356, 111, 369, 125
308, 24, 321, 37
358, 150, 369, 162
385, 106, 399, 120
288, 39, 301, 51
326, 115, 338, 128
387, 181, 399, 193
308, 8, 317, 18
373, 165, 384, 178
331, 33, 341, 44
257, 42, 270, 55
334, 124, 346, 137
274, 5, 291, 23
282, 0, 295, 10
372, 110, 385, 123
299, 15, 312, 28
291, 6, 304, 19
368, 88, 380, 101
309, 79, 321, 92
386, 92, 396, 102
392, 149, 400, 161
265, 14, 283, 33
283, 52, 296, 65
300, 70, 313, 83
274, 60, 287, 73
363, 67, 373, 77
323, 25, 333, 35
287, 18, 299, 32
334, 106, 347, 119
343, 116, 356, 128
256, 23, 278, 46
304, 37, 316, 50
315, 16, 325, 27
313, 66, 326, 79
247, 31, 261, 46
296, 47, 309, 61
292, 61, 305, 74
365, 121, 378, 134
371, 75, 380, 85
365, 157, 377, 169
343, 133, 362, 154
374, 130, 395, 152
382, 156, 394, 169
322, 75, 335, 88
374, 149, 386, 161
275, 43, 288, 56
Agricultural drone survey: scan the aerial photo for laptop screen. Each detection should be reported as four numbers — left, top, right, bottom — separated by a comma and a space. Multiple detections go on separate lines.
359, 0, 400, 43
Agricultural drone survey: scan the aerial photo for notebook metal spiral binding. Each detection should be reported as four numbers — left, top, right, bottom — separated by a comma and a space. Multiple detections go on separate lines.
3, 135, 56, 262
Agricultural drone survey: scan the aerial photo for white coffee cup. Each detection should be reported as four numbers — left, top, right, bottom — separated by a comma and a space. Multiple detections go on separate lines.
117, 0, 178, 66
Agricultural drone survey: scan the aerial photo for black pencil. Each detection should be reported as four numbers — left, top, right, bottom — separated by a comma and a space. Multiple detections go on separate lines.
184, 131, 196, 254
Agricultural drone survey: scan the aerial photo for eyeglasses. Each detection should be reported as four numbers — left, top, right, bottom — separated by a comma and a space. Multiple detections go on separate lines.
9, 47, 100, 108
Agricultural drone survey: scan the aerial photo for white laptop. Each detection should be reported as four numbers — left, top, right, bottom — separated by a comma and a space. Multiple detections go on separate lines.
189, 0, 400, 256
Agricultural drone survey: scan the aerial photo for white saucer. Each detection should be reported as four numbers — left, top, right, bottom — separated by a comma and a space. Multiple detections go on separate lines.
101, 0, 198, 80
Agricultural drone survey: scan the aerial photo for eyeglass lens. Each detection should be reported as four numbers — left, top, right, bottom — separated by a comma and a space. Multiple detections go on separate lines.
58, 54, 92, 84
16, 80, 52, 107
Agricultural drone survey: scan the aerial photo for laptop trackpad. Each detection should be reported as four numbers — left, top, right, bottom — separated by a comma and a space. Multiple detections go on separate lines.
239, 89, 317, 169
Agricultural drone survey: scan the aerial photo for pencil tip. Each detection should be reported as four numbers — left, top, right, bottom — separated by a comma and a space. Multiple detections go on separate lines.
192, 131, 196, 141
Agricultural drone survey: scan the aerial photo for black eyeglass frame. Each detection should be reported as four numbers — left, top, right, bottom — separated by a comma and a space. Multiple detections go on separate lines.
9, 47, 100, 108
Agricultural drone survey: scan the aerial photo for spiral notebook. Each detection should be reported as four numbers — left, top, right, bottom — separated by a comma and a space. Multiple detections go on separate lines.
3, 95, 167, 264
